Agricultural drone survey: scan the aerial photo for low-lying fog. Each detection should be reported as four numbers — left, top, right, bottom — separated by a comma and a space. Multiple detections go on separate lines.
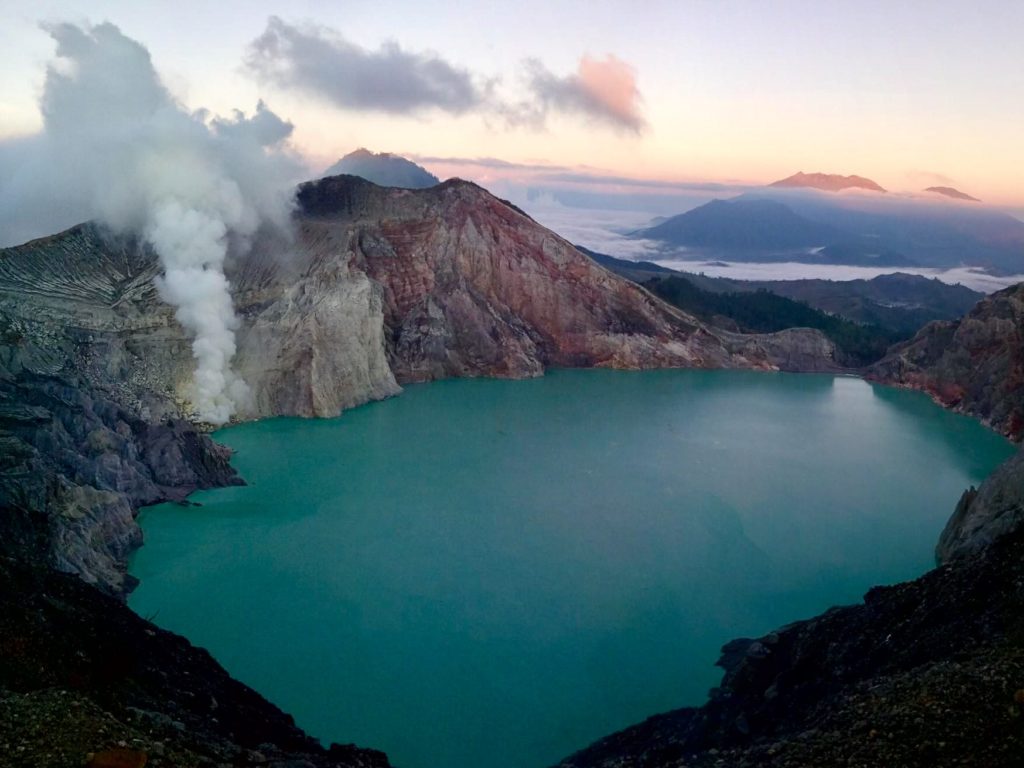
524, 201, 1024, 293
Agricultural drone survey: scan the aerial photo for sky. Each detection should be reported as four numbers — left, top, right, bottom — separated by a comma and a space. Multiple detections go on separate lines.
2, 0, 1023, 208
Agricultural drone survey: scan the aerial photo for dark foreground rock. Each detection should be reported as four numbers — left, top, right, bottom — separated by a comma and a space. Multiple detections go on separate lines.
556, 525, 1024, 768
0, 557, 390, 768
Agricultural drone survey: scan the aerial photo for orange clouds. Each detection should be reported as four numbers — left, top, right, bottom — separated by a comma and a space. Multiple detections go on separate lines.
575, 54, 646, 132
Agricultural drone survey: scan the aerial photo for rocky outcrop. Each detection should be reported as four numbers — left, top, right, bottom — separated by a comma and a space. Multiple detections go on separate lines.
556, 525, 1024, 768
0, 369, 241, 594
869, 282, 1024, 441
936, 448, 1024, 564
0, 557, 390, 768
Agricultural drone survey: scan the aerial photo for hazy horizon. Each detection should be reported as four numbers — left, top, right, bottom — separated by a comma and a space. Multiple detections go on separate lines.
3, 1, 1023, 209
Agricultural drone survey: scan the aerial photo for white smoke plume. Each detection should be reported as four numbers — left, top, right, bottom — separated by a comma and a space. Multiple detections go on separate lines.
2, 21, 301, 423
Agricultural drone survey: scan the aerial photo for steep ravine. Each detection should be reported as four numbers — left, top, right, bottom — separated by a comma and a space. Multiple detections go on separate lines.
0, 174, 1020, 766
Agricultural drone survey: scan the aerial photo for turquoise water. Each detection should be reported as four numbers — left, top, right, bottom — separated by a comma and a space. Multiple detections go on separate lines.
129, 370, 1014, 768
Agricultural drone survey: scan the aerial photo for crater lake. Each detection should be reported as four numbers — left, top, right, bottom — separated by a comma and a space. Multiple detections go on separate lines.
129, 370, 1015, 768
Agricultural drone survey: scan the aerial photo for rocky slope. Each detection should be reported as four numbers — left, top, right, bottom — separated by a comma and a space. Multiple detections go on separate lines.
868, 282, 1024, 441
937, 449, 1024, 563
294, 177, 838, 383
0, 366, 241, 594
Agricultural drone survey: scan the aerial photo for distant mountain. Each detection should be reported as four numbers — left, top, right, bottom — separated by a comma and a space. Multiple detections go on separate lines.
734, 188, 1024, 272
925, 186, 981, 202
637, 198, 844, 250
770, 171, 886, 193
322, 149, 440, 189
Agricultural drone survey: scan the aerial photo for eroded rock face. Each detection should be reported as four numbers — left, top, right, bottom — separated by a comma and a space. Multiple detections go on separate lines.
868, 282, 1024, 441
294, 176, 837, 385
0, 370, 240, 594
936, 448, 1024, 564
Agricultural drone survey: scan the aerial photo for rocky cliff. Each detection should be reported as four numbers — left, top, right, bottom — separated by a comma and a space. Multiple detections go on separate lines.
868, 282, 1024, 441
937, 449, 1024, 563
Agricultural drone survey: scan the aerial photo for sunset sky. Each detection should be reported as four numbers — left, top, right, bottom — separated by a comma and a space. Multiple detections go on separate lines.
2, 0, 1023, 207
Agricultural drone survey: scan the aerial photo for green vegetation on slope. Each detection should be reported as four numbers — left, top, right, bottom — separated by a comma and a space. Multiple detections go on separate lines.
645, 276, 904, 366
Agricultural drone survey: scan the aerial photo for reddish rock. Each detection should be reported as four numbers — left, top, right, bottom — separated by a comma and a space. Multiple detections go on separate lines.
87, 749, 147, 768
868, 282, 1024, 441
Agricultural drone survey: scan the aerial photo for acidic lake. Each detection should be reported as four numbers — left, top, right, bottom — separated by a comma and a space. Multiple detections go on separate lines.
129, 370, 1014, 768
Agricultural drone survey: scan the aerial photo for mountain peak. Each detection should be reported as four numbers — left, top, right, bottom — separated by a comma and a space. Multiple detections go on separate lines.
322, 149, 440, 189
770, 171, 886, 193
925, 185, 981, 202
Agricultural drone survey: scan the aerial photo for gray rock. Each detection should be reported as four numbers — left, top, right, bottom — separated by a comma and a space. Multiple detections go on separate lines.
937, 448, 1024, 564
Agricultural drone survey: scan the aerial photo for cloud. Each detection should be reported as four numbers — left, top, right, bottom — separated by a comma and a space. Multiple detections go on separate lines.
410, 155, 747, 195
245, 16, 486, 115
244, 18, 645, 134
516, 54, 646, 133
1, 21, 302, 423
411, 155, 576, 173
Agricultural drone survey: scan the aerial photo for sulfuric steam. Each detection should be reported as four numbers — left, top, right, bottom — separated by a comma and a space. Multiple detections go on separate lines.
9, 22, 300, 423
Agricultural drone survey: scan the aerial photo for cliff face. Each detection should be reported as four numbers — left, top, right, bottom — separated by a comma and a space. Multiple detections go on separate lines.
936, 444, 1024, 564
0, 368, 240, 594
294, 177, 838, 384
868, 282, 1024, 441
